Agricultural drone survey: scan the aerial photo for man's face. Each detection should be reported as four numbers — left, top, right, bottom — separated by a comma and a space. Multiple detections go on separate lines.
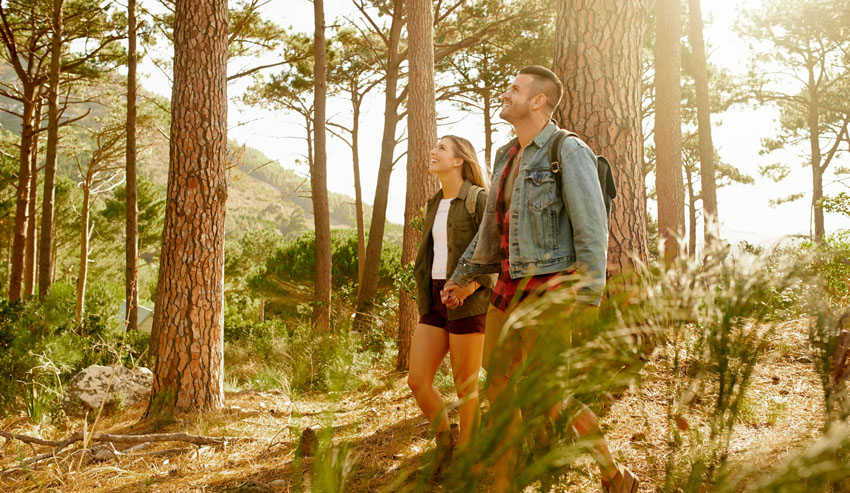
499, 74, 536, 123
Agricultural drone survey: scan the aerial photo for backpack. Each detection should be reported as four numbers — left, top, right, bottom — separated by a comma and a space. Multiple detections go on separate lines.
463, 185, 486, 229
547, 129, 617, 218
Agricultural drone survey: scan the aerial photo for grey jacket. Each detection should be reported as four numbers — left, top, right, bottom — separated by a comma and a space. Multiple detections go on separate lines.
449, 122, 608, 305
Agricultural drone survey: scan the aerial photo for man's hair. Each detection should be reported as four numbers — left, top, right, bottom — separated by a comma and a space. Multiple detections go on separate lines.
519, 65, 563, 114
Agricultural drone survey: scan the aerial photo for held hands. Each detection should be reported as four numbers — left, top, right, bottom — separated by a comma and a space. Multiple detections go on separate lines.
440, 280, 478, 309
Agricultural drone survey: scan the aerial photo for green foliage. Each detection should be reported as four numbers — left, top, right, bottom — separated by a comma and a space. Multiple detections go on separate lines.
0, 282, 145, 420
225, 322, 389, 397
798, 231, 850, 305
247, 229, 401, 304
99, 177, 166, 258
821, 192, 850, 217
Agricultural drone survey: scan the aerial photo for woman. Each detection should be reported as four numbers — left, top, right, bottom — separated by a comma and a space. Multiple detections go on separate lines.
408, 135, 493, 476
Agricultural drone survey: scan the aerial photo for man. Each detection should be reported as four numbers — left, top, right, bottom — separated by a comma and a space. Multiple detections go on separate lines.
443, 66, 638, 492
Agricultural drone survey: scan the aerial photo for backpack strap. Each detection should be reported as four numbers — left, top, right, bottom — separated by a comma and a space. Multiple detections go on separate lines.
548, 129, 580, 194
464, 185, 485, 229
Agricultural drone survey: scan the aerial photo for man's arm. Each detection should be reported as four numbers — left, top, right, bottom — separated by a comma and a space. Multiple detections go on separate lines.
560, 139, 608, 305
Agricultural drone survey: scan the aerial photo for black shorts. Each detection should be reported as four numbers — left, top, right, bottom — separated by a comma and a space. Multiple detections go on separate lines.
418, 280, 487, 335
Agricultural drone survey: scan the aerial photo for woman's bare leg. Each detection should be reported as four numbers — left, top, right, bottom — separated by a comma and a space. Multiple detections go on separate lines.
408, 323, 451, 432
448, 331, 485, 447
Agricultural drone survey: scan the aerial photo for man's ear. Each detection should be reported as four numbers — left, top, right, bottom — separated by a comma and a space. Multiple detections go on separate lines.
532, 93, 547, 111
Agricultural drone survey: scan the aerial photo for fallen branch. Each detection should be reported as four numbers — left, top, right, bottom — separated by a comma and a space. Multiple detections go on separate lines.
0, 429, 257, 449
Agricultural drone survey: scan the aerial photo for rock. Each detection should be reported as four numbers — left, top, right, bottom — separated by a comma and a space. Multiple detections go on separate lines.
62, 365, 153, 417
268, 480, 288, 492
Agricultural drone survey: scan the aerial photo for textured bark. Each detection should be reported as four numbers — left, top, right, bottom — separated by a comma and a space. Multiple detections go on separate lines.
24, 99, 41, 299
483, 85, 493, 172
685, 166, 696, 259
9, 92, 34, 302
147, 0, 228, 414
311, 0, 331, 331
353, 1, 403, 331
398, 0, 439, 371
687, 0, 718, 246
553, 0, 648, 273
653, 0, 685, 257
352, 94, 366, 288
125, 0, 138, 331
38, 0, 63, 301
807, 60, 824, 243
75, 186, 91, 326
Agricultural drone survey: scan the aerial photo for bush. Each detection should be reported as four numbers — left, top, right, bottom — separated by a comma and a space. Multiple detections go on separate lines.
248, 229, 401, 299
0, 281, 148, 420
224, 320, 388, 397
799, 230, 850, 306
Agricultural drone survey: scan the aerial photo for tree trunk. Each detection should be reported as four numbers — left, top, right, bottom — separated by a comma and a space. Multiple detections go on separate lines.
125, 0, 139, 331
147, 0, 228, 415
685, 166, 696, 259
653, 0, 686, 257
75, 186, 91, 326
38, 0, 63, 301
482, 54, 493, 172
807, 60, 824, 243
25, 99, 41, 299
353, 1, 403, 331
352, 91, 366, 288
9, 92, 35, 302
483, 87, 493, 173
398, 0, 439, 371
311, 0, 331, 331
553, 0, 648, 273
688, 0, 718, 247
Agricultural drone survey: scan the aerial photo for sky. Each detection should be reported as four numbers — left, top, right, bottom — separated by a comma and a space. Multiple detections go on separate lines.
140, 0, 850, 247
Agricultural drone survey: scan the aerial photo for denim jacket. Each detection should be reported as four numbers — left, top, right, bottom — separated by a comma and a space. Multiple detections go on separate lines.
449, 122, 608, 305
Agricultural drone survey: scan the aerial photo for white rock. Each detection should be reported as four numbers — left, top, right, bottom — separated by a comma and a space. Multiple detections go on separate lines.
62, 365, 153, 417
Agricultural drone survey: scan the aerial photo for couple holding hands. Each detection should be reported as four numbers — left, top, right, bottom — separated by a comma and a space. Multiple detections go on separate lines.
406, 65, 638, 492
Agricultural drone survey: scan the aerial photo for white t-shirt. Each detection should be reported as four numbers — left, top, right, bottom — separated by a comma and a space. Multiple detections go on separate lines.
430, 199, 452, 279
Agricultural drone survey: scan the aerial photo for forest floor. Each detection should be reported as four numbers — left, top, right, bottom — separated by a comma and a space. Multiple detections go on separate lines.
0, 317, 827, 492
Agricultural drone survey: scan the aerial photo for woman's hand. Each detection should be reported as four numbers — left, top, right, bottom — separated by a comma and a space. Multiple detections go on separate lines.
441, 280, 478, 309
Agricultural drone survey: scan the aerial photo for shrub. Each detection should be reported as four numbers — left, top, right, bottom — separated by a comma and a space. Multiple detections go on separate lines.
0, 281, 148, 420
799, 231, 850, 306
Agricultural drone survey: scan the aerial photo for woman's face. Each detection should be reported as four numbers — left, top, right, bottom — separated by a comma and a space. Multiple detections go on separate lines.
429, 138, 462, 174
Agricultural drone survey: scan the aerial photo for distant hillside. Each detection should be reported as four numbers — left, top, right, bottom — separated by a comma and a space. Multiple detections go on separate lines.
139, 135, 386, 240
0, 66, 401, 243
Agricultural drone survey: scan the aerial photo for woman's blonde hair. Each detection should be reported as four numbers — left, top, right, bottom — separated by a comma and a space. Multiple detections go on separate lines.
441, 135, 489, 192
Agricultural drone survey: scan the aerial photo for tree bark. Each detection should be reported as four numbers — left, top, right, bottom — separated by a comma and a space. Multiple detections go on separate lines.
38, 0, 64, 301
352, 89, 366, 288
353, 1, 404, 331
311, 0, 331, 331
806, 58, 824, 243
25, 98, 42, 299
687, 0, 718, 247
685, 166, 696, 259
75, 185, 91, 326
653, 0, 685, 257
553, 0, 648, 273
125, 0, 139, 330
147, 0, 228, 415
398, 0, 439, 371
9, 91, 35, 302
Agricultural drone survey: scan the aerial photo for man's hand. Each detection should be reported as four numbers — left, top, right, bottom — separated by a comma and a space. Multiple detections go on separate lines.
441, 280, 478, 309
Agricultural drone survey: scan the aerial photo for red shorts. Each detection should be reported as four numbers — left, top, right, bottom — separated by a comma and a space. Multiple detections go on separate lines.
418, 280, 487, 335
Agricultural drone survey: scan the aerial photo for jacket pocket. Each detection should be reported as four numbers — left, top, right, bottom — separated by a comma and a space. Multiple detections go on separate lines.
523, 171, 561, 251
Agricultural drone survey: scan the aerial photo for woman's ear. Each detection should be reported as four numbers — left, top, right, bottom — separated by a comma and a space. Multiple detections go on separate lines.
453, 157, 464, 169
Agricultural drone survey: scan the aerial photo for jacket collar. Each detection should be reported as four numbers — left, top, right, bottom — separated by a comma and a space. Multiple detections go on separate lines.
529, 121, 558, 149
428, 179, 473, 205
